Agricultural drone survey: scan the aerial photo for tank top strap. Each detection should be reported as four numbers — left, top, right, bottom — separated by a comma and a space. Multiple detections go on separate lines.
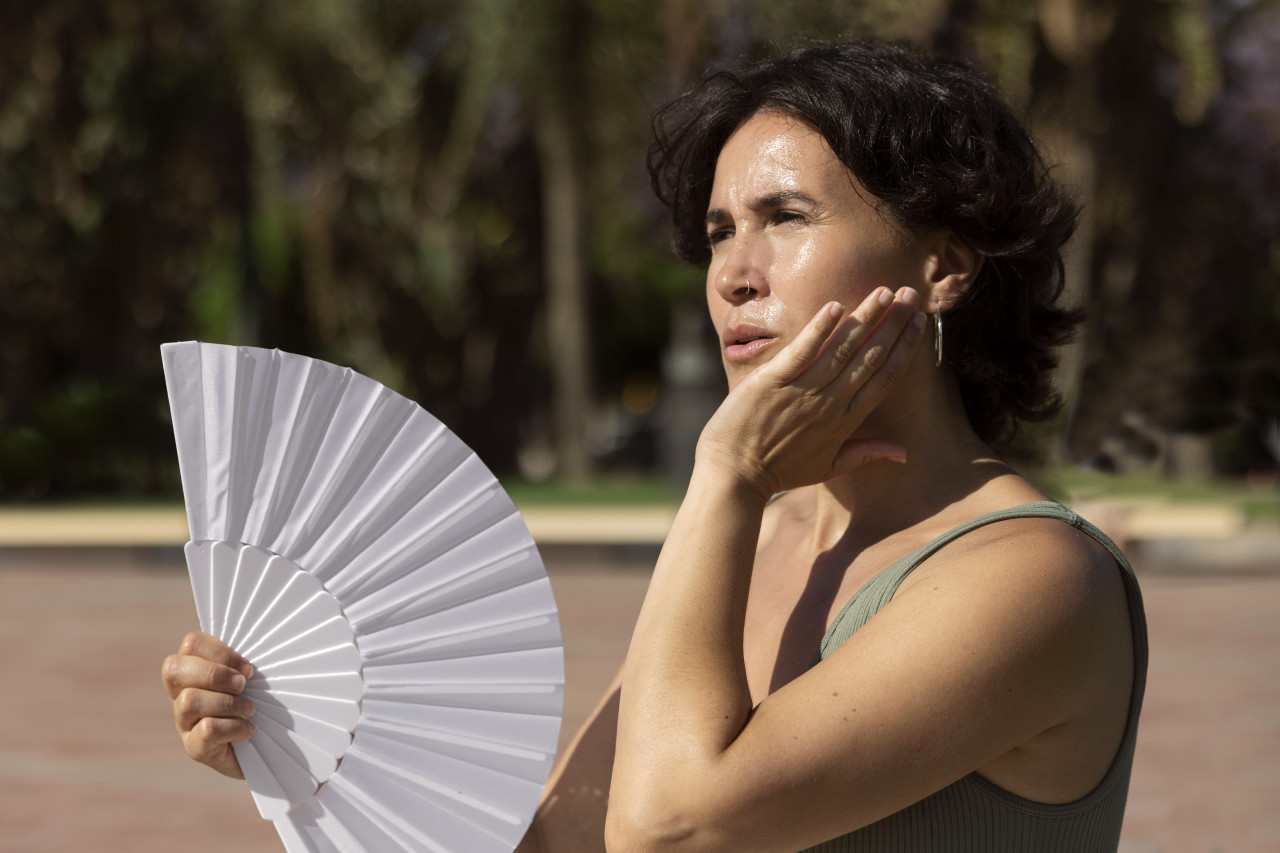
815, 500, 1126, 662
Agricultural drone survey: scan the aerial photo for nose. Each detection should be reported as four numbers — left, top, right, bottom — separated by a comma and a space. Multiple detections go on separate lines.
710, 236, 768, 306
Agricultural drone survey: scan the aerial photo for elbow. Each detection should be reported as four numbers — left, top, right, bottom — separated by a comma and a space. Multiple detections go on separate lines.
605, 799, 709, 853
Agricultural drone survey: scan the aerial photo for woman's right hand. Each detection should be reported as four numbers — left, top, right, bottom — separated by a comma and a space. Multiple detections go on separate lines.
160, 631, 256, 779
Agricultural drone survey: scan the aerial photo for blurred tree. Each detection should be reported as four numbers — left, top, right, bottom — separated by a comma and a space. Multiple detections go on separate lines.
0, 0, 253, 497
1, 0, 1276, 500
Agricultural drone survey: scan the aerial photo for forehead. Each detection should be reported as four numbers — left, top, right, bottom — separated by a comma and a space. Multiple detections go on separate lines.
711, 111, 851, 202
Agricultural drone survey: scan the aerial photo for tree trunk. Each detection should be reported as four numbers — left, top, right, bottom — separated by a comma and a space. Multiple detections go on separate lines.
536, 101, 592, 483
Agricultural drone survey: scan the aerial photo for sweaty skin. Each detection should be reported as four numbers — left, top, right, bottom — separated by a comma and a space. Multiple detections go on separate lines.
164, 111, 1133, 853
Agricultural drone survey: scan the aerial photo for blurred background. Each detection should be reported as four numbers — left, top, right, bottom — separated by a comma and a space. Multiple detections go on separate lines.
1, 1, 1279, 852
1, 0, 1279, 501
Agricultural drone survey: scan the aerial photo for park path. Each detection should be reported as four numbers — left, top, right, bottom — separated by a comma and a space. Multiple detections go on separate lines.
0, 545, 1275, 853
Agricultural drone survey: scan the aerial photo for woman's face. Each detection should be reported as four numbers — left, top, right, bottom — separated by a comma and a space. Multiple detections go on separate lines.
705, 111, 930, 389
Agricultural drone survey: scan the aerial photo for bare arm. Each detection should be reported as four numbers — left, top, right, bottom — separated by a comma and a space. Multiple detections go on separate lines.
518, 667, 624, 853
605, 290, 1115, 852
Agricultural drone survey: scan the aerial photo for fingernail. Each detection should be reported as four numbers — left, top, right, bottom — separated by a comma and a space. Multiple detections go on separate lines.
245, 700, 256, 717
899, 287, 918, 307
912, 312, 927, 330
877, 288, 894, 307
240, 663, 253, 680
828, 302, 844, 318
230, 673, 246, 692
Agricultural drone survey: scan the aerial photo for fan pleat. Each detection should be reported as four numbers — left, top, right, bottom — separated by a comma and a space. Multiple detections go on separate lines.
360, 699, 560, 755
240, 352, 318, 546
289, 387, 416, 559
162, 343, 209, 539
243, 685, 363, 732
361, 613, 561, 671
200, 345, 240, 540
224, 349, 282, 542
250, 698, 353, 757
183, 541, 216, 634
259, 360, 352, 554
274, 804, 340, 853
246, 716, 322, 803
251, 711, 340, 780
349, 730, 541, 837
293, 410, 456, 577
332, 751, 518, 852
314, 775, 440, 853
343, 520, 541, 629
271, 374, 393, 557
163, 341, 562, 851
363, 646, 563, 687
233, 738, 302, 820
305, 790, 384, 852
320, 459, 515, 597
362, 681, 563, 716
359, 716, 553, 782
358, 580, 560, 660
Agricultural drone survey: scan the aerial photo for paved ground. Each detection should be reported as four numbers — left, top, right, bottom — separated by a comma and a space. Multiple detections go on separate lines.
0, 544, 1275, 853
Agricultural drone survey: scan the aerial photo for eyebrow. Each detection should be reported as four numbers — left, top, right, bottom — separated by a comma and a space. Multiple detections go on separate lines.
705, 191, 826, 226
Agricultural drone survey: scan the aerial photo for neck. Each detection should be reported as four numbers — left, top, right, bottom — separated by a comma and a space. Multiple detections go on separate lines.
803, 346, 1014, 550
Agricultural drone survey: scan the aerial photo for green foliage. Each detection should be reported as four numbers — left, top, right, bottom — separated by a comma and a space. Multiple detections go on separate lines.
0, 0, 1276, 500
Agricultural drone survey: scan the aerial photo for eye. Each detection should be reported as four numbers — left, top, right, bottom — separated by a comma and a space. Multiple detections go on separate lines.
707, 227, 734, 247
772, 210, 805, 225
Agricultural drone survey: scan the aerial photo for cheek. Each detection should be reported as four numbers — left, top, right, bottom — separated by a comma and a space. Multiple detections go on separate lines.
771, 236, 857, 308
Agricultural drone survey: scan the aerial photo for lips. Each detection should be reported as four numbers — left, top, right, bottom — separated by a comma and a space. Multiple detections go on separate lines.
722, 324, 777, 363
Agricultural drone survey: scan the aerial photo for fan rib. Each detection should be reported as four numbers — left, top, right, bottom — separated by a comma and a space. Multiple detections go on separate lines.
243, 686, 362, 732
232, 739, 294, 820
249, 715, 322, 803
249, 614, 354, 669
251, 697, 353, 757
252, 710, 340, 780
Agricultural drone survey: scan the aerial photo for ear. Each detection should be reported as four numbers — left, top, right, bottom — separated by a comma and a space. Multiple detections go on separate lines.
924, 230, 982, 313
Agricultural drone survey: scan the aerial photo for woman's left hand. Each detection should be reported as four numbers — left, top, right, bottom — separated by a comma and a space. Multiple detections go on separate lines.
696, 285, 927, 500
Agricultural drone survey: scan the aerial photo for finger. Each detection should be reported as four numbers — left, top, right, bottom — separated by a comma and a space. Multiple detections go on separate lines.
162, 651, 250, 701
177, 631, 254, 678
802, 287, 897, 386
173, 686, 256, 734
840, 294, 927, 409
769, 300, 847, 383
183, 714, 255, 766
830, 438, 908, 476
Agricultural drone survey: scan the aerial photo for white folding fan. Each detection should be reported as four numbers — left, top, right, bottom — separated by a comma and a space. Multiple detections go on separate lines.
162, 342, 564, 853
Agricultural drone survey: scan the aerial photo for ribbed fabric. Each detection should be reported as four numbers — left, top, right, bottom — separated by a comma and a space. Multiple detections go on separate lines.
799, 501, 1148, 853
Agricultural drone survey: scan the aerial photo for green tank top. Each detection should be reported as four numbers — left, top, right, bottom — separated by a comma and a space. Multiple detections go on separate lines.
800, 501, 1148, 853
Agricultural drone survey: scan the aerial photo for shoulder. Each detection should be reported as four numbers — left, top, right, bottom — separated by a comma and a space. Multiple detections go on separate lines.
880, 507, 1132, 716
899, 509, 1123, 616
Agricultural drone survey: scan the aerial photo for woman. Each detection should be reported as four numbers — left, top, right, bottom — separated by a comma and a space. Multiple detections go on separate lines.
163, 41, 1145, 852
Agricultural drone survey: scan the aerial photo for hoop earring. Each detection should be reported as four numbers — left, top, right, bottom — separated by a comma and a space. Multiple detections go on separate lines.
934, 312, 944, 367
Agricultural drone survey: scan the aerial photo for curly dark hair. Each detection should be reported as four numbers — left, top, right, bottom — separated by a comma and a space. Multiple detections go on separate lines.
648, 40, 1084, 448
